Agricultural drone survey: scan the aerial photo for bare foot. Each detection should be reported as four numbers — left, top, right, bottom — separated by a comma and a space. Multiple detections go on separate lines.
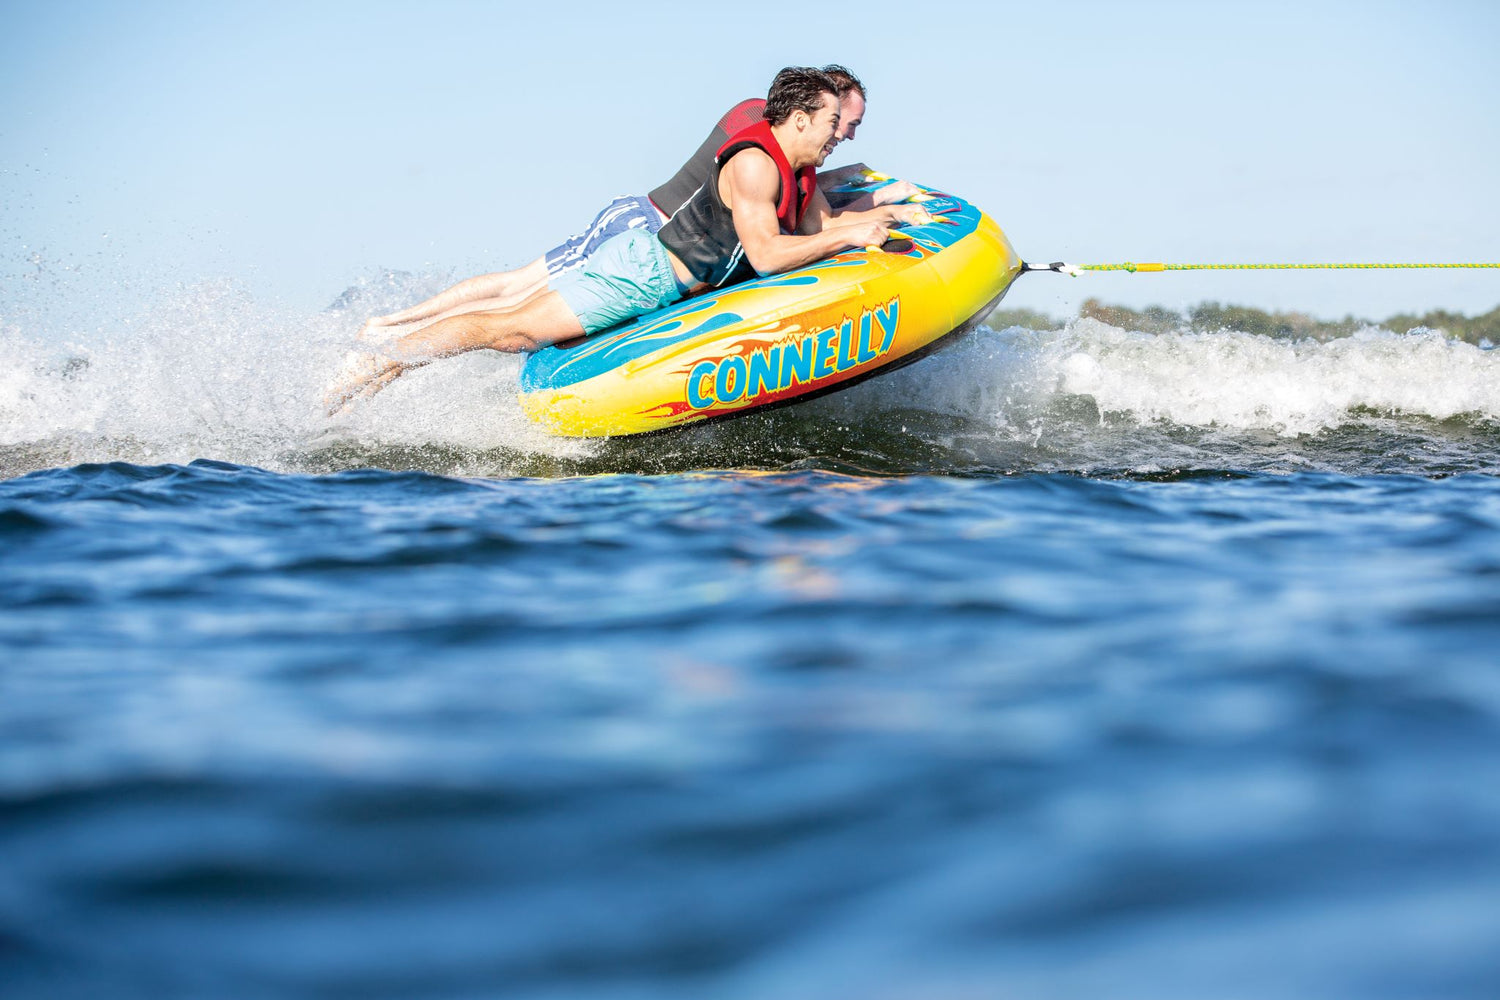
357, 317, 426, 346
323, 349, 404, 415
355, 317, 398, 345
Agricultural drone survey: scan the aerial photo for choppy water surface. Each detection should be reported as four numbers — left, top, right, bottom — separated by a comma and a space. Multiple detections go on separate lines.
3, 278, 1500, 998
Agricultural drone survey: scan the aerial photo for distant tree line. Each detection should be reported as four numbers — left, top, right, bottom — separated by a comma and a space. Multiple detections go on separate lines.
986, 299, 1500, 346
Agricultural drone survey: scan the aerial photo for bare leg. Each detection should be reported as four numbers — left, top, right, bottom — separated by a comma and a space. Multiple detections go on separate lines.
357, 257, 553, 343
327, 290, 584, 414
357, 282, 554, 345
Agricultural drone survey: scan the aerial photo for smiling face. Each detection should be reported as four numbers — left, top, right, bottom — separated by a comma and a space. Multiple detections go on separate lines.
834, 91, 865, 144
801, 92, 842, 167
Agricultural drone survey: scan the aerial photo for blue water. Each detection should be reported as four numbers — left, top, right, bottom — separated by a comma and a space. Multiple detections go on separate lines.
4, 285, 1500, 997
4, 449, 1500, 998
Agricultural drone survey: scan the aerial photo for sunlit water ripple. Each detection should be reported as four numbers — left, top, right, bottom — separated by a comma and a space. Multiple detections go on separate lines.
3, 276, 1500, 997
4, 459, 1500, 998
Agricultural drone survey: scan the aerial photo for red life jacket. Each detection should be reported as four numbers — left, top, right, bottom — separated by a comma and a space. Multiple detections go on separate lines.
649, 98, 767, 217
658, 120, 821, 288
714, 119, 818, 234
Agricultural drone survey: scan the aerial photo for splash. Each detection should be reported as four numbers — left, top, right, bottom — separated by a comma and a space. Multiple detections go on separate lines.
3, 271, 1497, 480
1044, 319, 1499, 435
0, 272, 595, 478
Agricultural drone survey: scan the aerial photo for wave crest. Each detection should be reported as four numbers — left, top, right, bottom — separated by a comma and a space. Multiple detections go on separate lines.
3, 273, 1497, 479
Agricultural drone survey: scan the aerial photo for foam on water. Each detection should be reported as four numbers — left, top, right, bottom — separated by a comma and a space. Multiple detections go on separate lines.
0, 273, 592, 476
6, 269, 1500, 999
3, 271, 1497, 479
1048, 319, 1499, 434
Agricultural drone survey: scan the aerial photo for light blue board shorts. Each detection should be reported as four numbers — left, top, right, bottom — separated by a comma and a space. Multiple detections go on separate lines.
550, 227, 686, 335
543, 195, 666, 278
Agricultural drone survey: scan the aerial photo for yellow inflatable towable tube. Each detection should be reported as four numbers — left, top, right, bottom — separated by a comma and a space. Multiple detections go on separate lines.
519, 187, 1022, 437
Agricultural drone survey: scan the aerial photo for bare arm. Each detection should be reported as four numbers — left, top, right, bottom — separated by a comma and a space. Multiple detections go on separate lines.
815, 164, 922, 211
828, 202, 933, 229
829, 182, 923, 213
723, 151, 888, 276
801, 186, 930, 238
795, 187, 836, 235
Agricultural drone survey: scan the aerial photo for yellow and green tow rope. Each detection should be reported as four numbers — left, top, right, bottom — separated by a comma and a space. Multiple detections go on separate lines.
1025, 261, 1500, 276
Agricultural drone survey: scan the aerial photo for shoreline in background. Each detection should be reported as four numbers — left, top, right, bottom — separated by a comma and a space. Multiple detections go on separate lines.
988, 299, 1500, 346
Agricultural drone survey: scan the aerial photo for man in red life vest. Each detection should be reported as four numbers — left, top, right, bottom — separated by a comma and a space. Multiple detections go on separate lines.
349, 65, 918, 345
326, 67, 928, 412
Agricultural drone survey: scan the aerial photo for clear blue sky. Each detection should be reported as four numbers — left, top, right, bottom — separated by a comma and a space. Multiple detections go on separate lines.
3, 0, 1497, 324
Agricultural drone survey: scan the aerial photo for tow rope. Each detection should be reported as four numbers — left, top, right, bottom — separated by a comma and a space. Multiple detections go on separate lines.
1023, 261, 1500, 276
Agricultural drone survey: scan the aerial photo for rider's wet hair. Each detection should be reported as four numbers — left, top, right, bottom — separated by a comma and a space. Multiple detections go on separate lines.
764, 67, 841, 126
